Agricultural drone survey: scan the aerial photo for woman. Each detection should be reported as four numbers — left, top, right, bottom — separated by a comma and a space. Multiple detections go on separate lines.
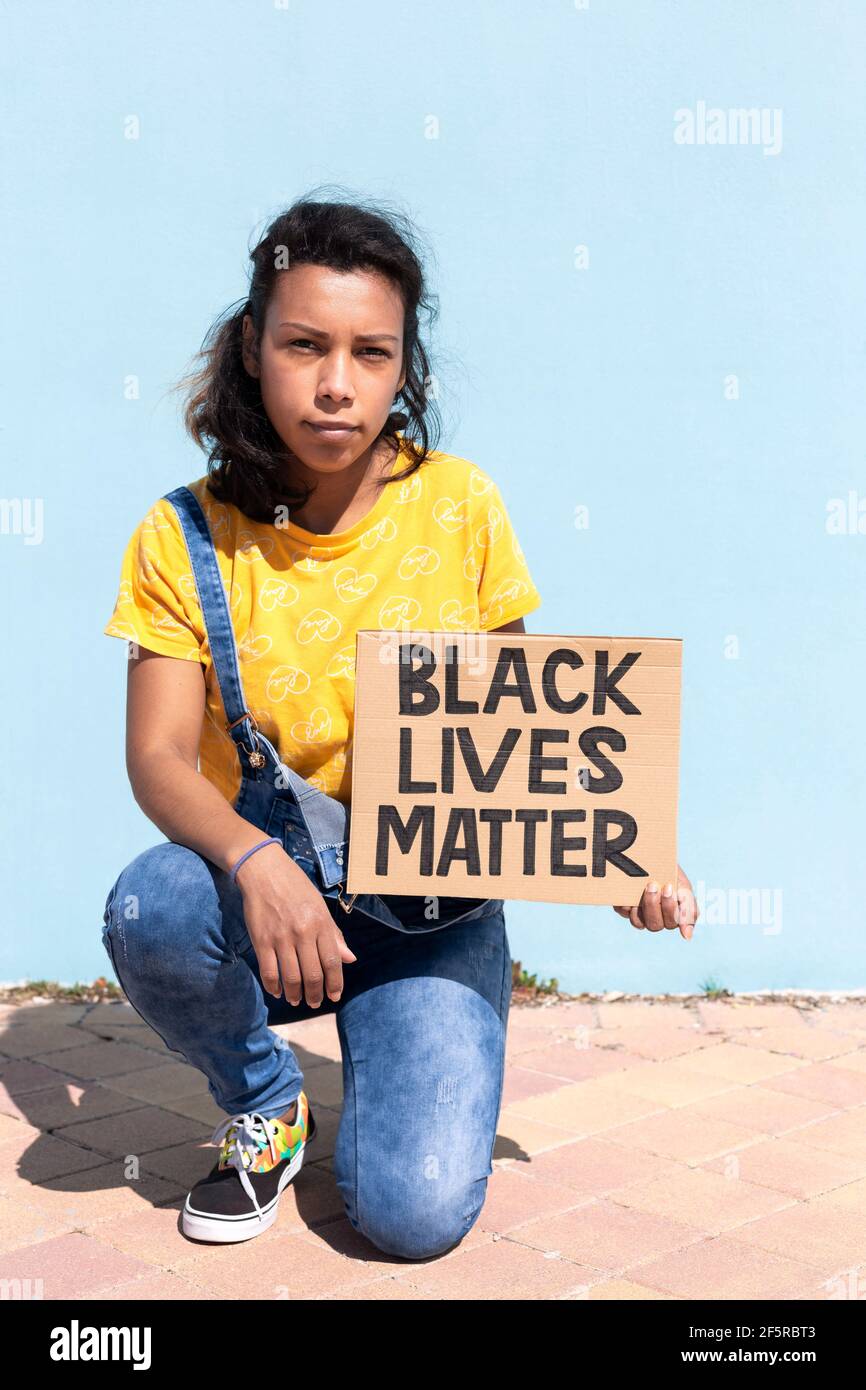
102, 193, 699, 1260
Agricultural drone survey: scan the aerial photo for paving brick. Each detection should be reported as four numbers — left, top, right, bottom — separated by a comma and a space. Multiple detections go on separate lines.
696, 1001, 810, 1031
787, 1106, 866, 1159
511, 1196, 705, 1273
156, 1092, 225, 1126
300, 1103, 339, 1160
170, 1229, 382, 1299
600, 1107, 763, 1164
582, 1278, 680, 1299
304, 1062, 343, 1108
759, 1061, 866, 1108
505, 1079, 666, 1135
673, 1041, 806, 1084
583, 1025, 713, 1062
612, 1162, 795, 1232
510, 1039, 651, 1084
100, 1062, 211, 1106
79, 1003, 142, 1028
516, 1001, 597, 1029
493, 1112, 586, 1165
700, 1136, 866, 1199
501, 1066, 574, 1108
808, 1003, 866, 1034
325, 1274, 438, 1299
0, 1230, 155, 1299
278, 1164, 351, 1232
0, 1059, 84, 1100
95, 1272, 227, 1300
52, 1107, 212, 1159
0, 1113, 47, 1144
726, 1199, 866, 1274
0, 1194, 76, 1253
811, 1177, 866, 1213
683, 1085, 838, 1136
81, 1024, 174, 1054
629, 1234, 823, 1299
518, 1136, 684, 1197
78, 1198, 191, 1267
596, 1002, 703, 1030
591, 1060, 739, 1108
0, 1126, 108, 1188
389, 1234, 594, 1299
10, 1160, 186, 1221
475, 1164, 594, 1235
0, 1024, 96, 1059
268, 1019, 342, 1063
1, 1082, 144, 1131
508, 1007, 575, 1032
1, 1003, 91, 1027
135, 1141, 221, 1189
831, 1049, 866, 1075
734, 1026, 862, 1062
506, 1030, 567, 1061
296, 1211, 492, 1272
30, 1040, 168, 1081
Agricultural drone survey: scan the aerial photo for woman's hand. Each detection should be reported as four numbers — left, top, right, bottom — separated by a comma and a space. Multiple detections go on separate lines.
235, 843, 358, 1006
613, 864, 699, 940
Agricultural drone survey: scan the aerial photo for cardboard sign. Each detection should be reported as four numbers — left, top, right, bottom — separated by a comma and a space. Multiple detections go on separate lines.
347, 631, 682, 907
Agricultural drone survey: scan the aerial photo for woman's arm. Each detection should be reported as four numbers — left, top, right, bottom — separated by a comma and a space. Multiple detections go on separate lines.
124, 647, 280, 874
124, 645, 357, 1006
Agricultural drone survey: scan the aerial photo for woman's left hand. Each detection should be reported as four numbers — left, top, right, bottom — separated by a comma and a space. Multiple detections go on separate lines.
613, 864, 699, 940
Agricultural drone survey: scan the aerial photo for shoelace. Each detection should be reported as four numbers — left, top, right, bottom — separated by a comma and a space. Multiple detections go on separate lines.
210, 1110, 288, 1218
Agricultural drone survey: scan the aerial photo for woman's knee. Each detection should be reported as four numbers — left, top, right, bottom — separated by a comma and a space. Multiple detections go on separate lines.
351, 1176, 489, 1261
104, 842, 217, 954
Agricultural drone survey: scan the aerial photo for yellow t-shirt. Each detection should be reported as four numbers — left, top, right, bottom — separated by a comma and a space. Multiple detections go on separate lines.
104, 439, 543, 806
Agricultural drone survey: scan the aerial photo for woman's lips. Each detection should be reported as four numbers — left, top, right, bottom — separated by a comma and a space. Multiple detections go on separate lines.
304, 422, 359, 442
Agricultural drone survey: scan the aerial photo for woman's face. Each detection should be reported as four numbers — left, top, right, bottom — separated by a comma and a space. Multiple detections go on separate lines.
242, 264, 406, 476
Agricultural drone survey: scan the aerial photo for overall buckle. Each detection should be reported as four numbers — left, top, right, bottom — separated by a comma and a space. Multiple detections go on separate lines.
337, 886, 358, 914
226, 710, 266, 769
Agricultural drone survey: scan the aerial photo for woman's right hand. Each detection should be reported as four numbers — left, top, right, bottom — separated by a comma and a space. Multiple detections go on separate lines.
235, 843, 357, 1006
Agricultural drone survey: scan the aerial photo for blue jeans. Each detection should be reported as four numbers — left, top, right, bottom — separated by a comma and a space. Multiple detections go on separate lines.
101, 841, 512, 1261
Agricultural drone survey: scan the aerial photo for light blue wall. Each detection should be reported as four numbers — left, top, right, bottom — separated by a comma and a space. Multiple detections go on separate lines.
2, 1, 863, 991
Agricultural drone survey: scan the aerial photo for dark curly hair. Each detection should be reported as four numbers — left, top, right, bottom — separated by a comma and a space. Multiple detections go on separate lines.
174, 188, 443, 523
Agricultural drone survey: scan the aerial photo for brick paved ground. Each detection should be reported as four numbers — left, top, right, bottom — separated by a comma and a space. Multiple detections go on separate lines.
1, 993, 865, 1300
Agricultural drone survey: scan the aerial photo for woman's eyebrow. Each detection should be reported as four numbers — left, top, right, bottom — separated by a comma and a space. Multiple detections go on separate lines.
278, 320, 400, 343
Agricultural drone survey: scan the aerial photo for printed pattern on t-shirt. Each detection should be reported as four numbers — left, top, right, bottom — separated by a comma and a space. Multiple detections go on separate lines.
104, 445, 542, 806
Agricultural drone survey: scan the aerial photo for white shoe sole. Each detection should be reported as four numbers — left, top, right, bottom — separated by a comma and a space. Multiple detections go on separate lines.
181, 1140, 309, 1244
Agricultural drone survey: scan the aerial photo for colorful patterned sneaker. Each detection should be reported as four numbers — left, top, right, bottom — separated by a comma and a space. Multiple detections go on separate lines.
182, 1090, 316, 1243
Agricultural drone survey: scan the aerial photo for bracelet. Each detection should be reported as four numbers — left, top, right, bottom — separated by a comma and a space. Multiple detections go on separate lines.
229, 836, 282, 884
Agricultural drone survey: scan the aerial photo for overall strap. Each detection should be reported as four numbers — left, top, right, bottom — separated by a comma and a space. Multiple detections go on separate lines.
162, 485, 270, 781
160, 487, 350, 880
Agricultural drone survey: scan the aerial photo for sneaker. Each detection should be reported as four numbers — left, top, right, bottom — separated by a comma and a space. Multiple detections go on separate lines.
181, 1090, 317, 1243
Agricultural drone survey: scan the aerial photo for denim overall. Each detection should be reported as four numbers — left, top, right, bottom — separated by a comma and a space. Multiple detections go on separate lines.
161, 485, 503, 935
